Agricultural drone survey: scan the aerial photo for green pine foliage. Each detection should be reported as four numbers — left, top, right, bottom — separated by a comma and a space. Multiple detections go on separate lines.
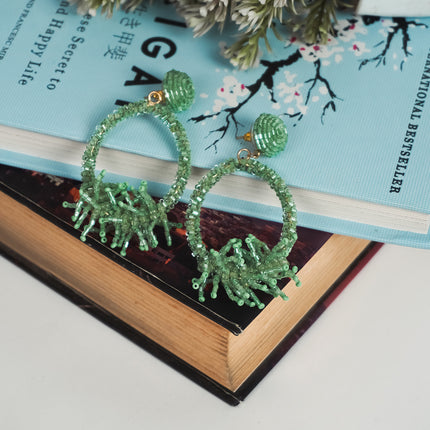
298, 0, 345, 44
69, 0, 354, 68
70, 0, 143, 16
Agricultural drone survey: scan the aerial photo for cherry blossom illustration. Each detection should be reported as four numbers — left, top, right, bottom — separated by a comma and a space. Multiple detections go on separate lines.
190, 16, 427, 152
212, 75, 250, 112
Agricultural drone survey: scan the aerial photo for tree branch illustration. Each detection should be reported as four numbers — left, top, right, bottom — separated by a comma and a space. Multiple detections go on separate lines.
190, 49, 339, 151
190, 16, 426, 152
304, 59, 340, 123
189, 50, 302, 151
359, 18, 428, 69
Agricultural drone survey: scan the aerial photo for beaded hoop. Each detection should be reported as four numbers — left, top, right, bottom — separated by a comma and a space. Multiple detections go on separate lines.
63, 70, 194, 256
185, 157, 300, 309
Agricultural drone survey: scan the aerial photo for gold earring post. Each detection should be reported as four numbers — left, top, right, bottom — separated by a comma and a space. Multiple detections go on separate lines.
236, 131, 252, 142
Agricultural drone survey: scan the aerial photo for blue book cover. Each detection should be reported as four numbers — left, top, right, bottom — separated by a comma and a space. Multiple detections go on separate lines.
0, 0, 430, 247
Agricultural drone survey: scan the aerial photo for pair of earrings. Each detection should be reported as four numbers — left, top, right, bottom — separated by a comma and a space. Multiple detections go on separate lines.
63, 70, 300, 309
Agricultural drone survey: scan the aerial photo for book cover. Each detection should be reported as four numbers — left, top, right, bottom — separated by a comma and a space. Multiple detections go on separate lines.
0, 0, 429, 247
0, 162, 380, 404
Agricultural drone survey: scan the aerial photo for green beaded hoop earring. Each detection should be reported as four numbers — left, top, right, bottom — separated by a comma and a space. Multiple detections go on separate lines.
63, 70, 195, 256
185, 113, 300, 309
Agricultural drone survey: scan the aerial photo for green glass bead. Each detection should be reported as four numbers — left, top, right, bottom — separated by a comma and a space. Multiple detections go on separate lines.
163, 70, 195, 113
252, 113, 288, 158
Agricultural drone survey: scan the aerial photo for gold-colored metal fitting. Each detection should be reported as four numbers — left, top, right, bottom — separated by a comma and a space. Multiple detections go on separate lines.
237, 148, 261, 162
236, 131, 252, 142
237, 129, 259, 162
147, 90, 165, 106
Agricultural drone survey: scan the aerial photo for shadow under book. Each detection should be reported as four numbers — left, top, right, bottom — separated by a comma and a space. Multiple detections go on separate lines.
0, 164, 380, 405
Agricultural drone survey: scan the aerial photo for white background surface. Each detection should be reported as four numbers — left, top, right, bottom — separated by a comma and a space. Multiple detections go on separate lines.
1, 243, 430, 429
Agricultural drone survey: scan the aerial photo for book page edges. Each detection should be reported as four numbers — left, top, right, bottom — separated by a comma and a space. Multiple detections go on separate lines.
355, 0, 430, 17
0, 124, 428, 234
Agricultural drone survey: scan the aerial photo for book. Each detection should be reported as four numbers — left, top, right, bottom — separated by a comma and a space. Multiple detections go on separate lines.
0, 0, 429, 247
0, 163, 381, 405
356, 0, 430, 17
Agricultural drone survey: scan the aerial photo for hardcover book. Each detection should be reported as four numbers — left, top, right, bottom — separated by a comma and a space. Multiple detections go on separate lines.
0, 163, 380, 404
0, 0, 429, 247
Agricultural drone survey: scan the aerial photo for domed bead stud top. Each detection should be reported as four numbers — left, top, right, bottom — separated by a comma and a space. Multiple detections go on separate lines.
251, 113, 288, 158
162, 69, 195, 112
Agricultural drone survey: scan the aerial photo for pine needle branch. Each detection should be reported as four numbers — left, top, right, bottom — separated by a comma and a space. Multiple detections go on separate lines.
69, 0, 356, 68
301, 0, 347, 44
